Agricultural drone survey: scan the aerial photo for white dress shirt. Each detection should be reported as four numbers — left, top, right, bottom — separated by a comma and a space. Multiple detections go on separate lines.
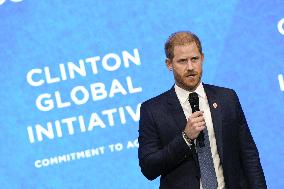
175, 83, 225, 189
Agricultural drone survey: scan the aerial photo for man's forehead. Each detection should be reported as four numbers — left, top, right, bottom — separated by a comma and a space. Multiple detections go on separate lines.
173, 43, 200, 53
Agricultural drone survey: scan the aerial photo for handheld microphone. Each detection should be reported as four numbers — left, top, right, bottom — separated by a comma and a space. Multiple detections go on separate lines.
188, 92, 205, 147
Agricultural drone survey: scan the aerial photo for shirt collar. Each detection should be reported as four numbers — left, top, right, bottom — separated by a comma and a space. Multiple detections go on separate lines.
174, 82, 206, 104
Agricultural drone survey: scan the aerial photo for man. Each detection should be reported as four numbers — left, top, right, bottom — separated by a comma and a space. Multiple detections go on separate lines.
138, 31, 266, 189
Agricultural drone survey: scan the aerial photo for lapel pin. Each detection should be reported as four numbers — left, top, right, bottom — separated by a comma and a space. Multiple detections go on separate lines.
213, 102, 218, 109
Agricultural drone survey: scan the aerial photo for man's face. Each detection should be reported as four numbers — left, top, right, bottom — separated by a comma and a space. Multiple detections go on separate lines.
166, 43, 204, 91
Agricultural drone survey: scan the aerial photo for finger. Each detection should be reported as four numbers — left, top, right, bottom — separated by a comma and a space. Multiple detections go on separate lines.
187, 117, 204, 126
190, 111, 204, 118
192, 121, 206, 128
187, 118, 205, 129
191, 116, 205, 123
195, 125, 205, 131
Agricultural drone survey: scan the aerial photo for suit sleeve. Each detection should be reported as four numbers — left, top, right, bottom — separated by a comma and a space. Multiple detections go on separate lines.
138, 102, 194, 180
233, 90, 267, 188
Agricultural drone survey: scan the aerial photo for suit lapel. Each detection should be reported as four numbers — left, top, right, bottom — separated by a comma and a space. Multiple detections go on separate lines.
166, 87, 187, 132
203, 84, 224, 164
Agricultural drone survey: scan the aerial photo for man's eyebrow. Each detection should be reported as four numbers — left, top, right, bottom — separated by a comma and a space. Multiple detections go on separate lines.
191, 56, 199, 59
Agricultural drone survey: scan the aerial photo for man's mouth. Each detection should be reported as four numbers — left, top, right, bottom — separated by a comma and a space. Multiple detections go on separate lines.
186, 73, 197, 78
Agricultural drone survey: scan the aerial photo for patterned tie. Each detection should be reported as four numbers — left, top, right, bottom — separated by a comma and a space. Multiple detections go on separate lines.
188, 92, 218, 189
196, 127, 218, 189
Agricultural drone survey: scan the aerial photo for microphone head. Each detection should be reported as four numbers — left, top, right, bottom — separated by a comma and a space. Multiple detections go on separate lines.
188, 92, 204, 147
188, 92, 198, 102
188, 92, 199, 112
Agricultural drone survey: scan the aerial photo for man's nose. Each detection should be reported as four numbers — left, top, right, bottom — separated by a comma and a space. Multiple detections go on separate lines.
186, 61, 194, 70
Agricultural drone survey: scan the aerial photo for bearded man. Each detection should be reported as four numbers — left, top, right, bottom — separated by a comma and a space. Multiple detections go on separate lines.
138, 31, 266, 189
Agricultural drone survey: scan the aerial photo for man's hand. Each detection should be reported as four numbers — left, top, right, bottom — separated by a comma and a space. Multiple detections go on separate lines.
184, 111, 206, 140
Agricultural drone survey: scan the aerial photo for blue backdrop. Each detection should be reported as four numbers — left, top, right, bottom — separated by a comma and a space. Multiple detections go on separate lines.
0, 0, 283, 188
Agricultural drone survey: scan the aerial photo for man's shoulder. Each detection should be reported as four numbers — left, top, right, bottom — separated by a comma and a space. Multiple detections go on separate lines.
203, 83, 236, 95
141, 88, 173, 107
203, 83, 239, 105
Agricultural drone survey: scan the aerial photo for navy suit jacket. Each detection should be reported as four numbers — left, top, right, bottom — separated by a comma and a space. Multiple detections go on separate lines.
138, 84, 266, 189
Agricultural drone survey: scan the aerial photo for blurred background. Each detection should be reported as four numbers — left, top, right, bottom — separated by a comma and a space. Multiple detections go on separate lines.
0, 0, 283, 188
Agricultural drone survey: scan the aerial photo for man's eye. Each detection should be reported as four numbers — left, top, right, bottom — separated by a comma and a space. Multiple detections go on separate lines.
191, 57, 199, 62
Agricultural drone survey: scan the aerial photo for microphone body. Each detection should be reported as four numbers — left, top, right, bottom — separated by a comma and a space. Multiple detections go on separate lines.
188, 92, 205, 147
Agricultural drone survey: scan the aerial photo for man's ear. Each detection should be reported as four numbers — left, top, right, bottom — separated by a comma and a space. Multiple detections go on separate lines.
201, 53, 204, 64
166, 58, 173, 71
